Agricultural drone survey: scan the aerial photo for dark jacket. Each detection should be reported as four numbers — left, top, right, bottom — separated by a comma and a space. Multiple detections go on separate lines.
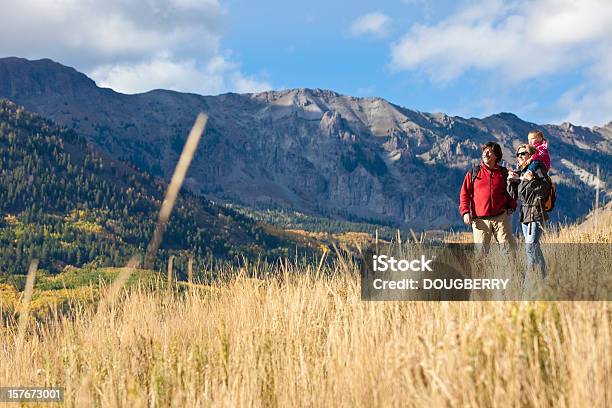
507, 163, 550, 223
460, 162, 516, 218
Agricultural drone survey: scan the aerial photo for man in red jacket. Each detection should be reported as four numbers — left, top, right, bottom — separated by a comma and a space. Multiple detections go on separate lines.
460, 142, 516, 255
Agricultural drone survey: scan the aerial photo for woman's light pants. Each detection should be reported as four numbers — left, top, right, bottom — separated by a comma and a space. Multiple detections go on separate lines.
521, 221, 546, 278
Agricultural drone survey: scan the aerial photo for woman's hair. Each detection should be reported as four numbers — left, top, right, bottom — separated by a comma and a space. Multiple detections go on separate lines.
528, 130, 544, 140
481, 141, 503, 163
516, 144, 536, 155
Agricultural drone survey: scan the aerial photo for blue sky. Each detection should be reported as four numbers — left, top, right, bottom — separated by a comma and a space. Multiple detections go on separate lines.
0, 0, 611, 126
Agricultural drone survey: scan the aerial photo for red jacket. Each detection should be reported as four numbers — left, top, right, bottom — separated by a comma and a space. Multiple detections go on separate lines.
459, 162, 516, 218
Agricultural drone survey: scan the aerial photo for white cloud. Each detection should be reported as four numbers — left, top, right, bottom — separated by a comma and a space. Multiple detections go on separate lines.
0, 0, 271, 95
92, 57, 222, 95
558, 48, 612, 126
231, 72, 272, 94
91, 55, 271, 95
389, 0, 612, 126
0, 0, 223, 64
350, 12, 391, 38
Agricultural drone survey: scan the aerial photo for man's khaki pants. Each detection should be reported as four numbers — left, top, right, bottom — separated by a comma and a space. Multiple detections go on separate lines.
471, 212, 515, 256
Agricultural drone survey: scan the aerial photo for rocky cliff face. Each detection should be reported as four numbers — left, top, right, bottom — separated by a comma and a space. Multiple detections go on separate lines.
1, 57, 610, 229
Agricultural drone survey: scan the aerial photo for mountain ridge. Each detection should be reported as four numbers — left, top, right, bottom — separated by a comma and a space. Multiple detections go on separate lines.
1, 57, 609, 229
6, 57, 609, 129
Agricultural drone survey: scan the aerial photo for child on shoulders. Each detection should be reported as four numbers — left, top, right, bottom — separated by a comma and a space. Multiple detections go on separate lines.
524, 129, 550, 178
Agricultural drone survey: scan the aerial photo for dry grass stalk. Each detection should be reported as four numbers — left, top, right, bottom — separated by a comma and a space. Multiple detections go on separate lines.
145, 113, 208, 267
15, 259, 38, 351
102, 113, 207, 306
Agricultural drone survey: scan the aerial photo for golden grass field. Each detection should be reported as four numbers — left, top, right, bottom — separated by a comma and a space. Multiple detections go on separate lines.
0, 211, 610, 407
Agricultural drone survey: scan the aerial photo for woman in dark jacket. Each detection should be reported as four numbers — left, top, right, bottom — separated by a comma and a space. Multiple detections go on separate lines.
507, 144, 550, 277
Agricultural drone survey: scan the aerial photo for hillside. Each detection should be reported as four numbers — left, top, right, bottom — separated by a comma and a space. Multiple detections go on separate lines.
0, 57, 610, 229
0, 99, 297, 275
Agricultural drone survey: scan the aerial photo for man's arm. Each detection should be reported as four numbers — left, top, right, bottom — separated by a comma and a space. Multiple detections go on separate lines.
459, 172, 472, 223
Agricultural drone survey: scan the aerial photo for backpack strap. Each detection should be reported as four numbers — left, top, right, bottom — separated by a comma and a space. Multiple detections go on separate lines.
470, 165, 481, 183
471, 164, 508, 183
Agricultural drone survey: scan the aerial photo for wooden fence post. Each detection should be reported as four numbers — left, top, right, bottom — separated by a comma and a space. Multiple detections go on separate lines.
167, 255, 174, 289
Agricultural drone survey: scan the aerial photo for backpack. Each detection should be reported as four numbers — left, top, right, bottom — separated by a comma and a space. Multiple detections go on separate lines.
527, 161, 556, 212
542, 175, 556, 212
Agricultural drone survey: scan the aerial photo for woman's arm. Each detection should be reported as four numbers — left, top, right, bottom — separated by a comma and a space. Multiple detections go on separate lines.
506, 175, 519, 200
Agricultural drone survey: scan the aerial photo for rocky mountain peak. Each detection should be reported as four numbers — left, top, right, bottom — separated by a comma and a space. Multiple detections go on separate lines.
252, 88, 340, 103
319, 110, 344, 136
495, 112, 520, 120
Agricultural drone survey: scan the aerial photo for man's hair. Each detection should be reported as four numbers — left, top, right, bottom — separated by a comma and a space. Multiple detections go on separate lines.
528, 130, 544, 140
481, 142, 503, 163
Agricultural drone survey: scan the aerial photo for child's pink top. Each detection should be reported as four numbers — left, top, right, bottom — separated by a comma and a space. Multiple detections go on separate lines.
531, 138, 551, 170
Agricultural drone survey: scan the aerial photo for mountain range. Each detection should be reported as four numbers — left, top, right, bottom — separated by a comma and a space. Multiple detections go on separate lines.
0, 98, 302, 275
1, 57, 610, 229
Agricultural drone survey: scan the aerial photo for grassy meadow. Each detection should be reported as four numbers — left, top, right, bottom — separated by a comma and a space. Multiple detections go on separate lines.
0, 211, 610, 407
